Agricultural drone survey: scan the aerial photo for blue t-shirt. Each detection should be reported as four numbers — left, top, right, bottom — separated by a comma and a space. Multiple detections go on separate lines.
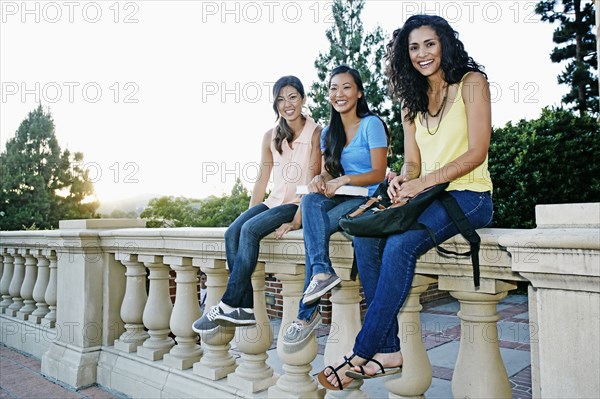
320, 115, 388, 196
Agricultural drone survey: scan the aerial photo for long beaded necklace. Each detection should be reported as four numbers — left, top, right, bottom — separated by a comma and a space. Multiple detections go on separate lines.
424, 84, 449, 136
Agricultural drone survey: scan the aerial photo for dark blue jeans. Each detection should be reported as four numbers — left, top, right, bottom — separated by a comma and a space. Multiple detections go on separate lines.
296, 193, 367, 321
221, 203, 298, 309
352, 190, 493, 359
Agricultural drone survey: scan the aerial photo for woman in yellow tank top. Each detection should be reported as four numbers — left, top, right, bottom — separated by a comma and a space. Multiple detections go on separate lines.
319, 15, 494, 390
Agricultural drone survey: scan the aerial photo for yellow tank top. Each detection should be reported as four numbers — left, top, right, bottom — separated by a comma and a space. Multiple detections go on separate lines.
415, 74, 493, 193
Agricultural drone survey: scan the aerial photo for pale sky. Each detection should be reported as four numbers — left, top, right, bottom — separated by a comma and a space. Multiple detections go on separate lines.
1, 1, 568, 212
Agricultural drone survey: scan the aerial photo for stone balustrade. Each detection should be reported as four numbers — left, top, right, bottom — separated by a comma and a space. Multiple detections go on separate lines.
1, 203, 598, 398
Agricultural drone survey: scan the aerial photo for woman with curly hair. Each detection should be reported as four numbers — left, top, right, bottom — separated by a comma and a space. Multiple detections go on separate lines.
319, 14, 494, 390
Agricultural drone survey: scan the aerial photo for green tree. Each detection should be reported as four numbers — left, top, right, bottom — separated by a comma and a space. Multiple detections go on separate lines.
0, 105, 98, 230
309, 0, 404, 170
489, 106, 599, 228
140, 179, 251, 227
195, 179, 251, 227
536, 0, 598, 115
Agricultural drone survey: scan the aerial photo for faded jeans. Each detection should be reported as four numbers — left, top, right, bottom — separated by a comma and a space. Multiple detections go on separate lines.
296, 193, 367, 321
221, 203, 298, 309
352, 190, 493, 359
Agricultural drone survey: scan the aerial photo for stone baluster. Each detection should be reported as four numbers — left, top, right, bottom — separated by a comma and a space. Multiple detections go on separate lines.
228, 262, 277, 393
42, 251, 58, 328
269, 263, 324, 399
0, 250, 14, 313
16, 249, 38, 320
7, 249, 25, 316
163, 256, 202, 369
324, 277, 366, 398
114, 254, 149, 352
29, 250, 51, 324
137, 255, 175, 360
193, 258, 236, 380
442, 278, 516, 399
385, 275, 437, 398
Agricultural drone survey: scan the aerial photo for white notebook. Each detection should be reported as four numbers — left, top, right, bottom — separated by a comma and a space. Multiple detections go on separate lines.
296, 185, 368, 196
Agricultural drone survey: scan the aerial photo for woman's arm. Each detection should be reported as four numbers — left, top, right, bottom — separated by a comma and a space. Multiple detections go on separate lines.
323, 118, 388, 197
394, 72, 491, 199
249, 130, 274, 207
389, 106, 422, 198
324, 147, 387, 197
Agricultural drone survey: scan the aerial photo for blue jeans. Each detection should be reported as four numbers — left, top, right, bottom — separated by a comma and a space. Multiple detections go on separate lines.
296, 193, 367, 321
221, 203, 298, 309
352, 190, 493, 359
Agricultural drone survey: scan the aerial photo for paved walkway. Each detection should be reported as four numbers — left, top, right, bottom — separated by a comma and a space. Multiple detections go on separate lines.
0, 294, 531, 399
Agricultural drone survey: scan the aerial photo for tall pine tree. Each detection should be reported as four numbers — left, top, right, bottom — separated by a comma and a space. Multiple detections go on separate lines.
0, 105, 98, 230
308, 0, 404, 170
536, 0, 598, 115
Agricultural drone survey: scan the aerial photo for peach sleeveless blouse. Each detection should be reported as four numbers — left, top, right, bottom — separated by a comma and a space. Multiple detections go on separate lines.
263, 116, 319, 208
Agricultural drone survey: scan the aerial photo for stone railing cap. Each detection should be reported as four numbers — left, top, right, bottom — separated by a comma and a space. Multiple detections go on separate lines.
59, 219, 147, 229
536, 203, 600, 228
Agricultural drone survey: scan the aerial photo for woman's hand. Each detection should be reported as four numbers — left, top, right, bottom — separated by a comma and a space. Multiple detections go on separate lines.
274, 221, 301, 239
324, 177, 345, 198
387, 174, 409, 199
307, 174, 326, 194
391, 178, 430, 203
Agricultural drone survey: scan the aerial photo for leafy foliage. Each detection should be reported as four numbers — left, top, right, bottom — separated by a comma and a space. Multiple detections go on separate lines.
489, 107, 599, 228
140, 179, 251, 227
536, 0, 598, 115
0, 105, 98, 230
308, 0, 404, 171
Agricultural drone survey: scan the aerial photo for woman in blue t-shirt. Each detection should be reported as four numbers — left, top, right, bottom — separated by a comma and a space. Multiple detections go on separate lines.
282, 65, 390, 351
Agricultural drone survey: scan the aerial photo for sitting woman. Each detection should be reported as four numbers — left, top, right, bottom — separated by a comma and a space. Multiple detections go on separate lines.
282, 65, 390, 350
319, 15, 494, 390
192, 75, 322, 332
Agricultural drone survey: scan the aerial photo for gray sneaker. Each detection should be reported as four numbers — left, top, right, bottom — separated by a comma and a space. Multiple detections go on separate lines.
282, 312, 322, 352
302, 274, 342, 305
192, 305, 221, 333
213, 307, 256, 327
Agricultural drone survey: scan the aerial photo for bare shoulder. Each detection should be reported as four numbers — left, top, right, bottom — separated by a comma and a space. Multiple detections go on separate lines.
462, 72, 489, 102
463, 72, 488, 91
312, 125, 323, 138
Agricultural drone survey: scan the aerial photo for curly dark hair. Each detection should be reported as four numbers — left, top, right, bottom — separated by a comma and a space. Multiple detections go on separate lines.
324, 65, 390, 178
385, 14, 487, 122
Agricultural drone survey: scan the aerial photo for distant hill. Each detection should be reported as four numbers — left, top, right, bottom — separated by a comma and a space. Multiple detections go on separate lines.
97, 193, 158, 217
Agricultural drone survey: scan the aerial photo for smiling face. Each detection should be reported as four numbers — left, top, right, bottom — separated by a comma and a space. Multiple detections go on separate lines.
408, 25, 443, 79
328, 72, 363, 115
276, 85, 304, 122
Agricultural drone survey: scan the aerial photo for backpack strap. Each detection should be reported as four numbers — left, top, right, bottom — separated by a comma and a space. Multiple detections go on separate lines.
418, 192, 481, 288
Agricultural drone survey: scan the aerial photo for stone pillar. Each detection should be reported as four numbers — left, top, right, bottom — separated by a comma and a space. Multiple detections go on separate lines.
437, 274, 516, 399
41, 218, 145, 389
228, 262, 277, 393
386, 275, 436, 399
137, 255, 174, 361
0, 250, 14, 313
500, 203, 600, 399
29, 250, 50, 324
162, 256, 202, 370
269, 263, 324, 399
114, 254, 149, 353
324, 276, 366, 397
42, 251, 57, 328
16, 249, 38, 320
193, 258, 236, 381
7, 249, 25, 316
